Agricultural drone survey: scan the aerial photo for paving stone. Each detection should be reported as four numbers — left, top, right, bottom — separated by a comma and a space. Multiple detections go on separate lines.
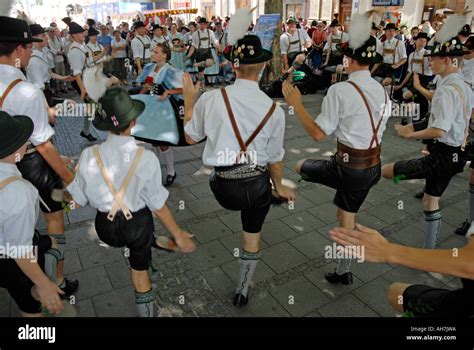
67, 205, 97, 224
260, 220, 298, 245
233, 290, 291, 317
187, 196, 224, 217
201, 266, 235, 297
281, 210, 325, 234
262, 242, 308, 274
188, 240, 234, 271
187, 218, 233, 244
63, 249, 83, 275
92, 286, 137, 317
288, 230, 332, 259
68, 266, 113, 300
105, 259, 132, 289
77, 243, 125, 270
220, 259, 276, 285
352, 276, 401, 317
318, 293, 378, 317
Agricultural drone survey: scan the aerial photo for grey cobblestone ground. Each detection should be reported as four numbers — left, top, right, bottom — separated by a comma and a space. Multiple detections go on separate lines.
0, 91, 469, 317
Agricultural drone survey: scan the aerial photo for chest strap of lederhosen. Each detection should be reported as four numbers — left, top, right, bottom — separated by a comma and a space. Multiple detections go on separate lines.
346, 80, 388, 150
0, 176, 51, 211
92, 145, 145, 221
0, 79, 23, 109
197, 30, 210, 49
411, 53, 425, 75
287, 29, 302, 55
447, 84, 471, 151
136, 36, 150, 61
383, 39, 399, 64
220, 87, 276, 164
69, 46, 88, 67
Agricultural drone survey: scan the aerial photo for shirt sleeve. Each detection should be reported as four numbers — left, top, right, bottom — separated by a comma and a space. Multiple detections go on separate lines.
131, 38, 142, 60
191, 32, 199, 49
429, 86, 458, 132
315, 85, 342, 135
67, 49, 84, 76
209, 31, 218, 46
184, 95, 206, 142
66, 149, 90, 207
398, 40, 407, 60
2, 187, 37, 257
141, 152, 169, 211
302, 29, 312, 44
18, 84, 55, 146
26, 59, 45, 89
266, 107, 286, 163
407, 52, 414, 73
280, 34, 288, 55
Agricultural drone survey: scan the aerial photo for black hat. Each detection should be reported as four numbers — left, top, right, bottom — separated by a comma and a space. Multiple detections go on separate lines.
152, 24, 162, 32
459, 24, 472, 36
133, 21, 145, 29
0, 111, 34, 159
0, 17, 43, 43
65, 20, 86, 35
424, 36, 465, 57
87, 27, 99, 37
86, 18, 96, 27
198, 18, 209, 24
29, 24, 46, 37
339, 35, 382, 65
93, 87, 145, 132
329, 19, 340, 28
62, 17, 72, 26
223, 34, 273, 64
414, 32, 429, 40
385, 23, 398, 31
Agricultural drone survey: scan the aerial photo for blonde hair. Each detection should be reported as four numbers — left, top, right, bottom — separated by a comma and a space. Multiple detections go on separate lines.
235, 62, 265, 78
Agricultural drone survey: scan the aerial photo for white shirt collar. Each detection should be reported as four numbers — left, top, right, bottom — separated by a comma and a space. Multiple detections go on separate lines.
233, 79, 260, 90
0, 162, 22, 177
105, 133, 138, 153
0, 63, 26, 80
349, 70, 372, 80
438, 72, 463, 86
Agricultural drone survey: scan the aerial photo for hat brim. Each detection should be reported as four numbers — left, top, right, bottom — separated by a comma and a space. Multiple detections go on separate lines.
223, 48, 273, 64
0, 36, 43, 43
423, 51, 465, 57
93, 100, 145, 132
0, 115, 34, 159
340, 46, 383, 64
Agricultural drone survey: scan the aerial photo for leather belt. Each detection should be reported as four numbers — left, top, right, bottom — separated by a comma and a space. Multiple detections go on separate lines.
335, 141, 381, 169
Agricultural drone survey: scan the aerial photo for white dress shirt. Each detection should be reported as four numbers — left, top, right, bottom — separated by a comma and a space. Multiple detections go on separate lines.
461, 57, 473, 92
323, 31, 349, 53
131, 34, 152, 60
191, 29, 218, 50
67, 134, 169, 213
0, 163, 39, 258
316, 70, 391, 149
382, 37, 407, 65
67, 41, 92, 76
48, 35, 65, 63
42, 47, 55, 69
151, 35, 168, 50
429, 72, 472, 147
0, 64, 54, 146
26, 48, 51, 90
184, 79, 286, 166
407, 48, 433, 76
280, 28, 312, 55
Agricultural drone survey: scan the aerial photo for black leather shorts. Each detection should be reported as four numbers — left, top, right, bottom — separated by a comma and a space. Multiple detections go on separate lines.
95, 207, 154, 271
17, 152, 64, 213
300, 156, 381, 213
210, 171, 272, 233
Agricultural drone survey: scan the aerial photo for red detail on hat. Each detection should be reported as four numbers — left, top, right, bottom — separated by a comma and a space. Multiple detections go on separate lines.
223, 45, 232, 55
339, 42, 349, 50
111, 115, 119, 127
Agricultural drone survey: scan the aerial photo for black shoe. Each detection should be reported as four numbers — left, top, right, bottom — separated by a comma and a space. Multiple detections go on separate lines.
60, 278, 79, 299
80, 131, 97, 142
414, 190, 424, 199
325, 271, 353, 285
232, 293, 248, 307
164, 173, 177, 187
455, 220, 470, 236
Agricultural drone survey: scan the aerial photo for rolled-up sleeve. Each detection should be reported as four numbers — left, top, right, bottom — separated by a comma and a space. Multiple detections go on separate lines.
266, 107, 286, 163
429, 87, 457, 132
280, 34, 288, 55
131, 39, 142, 60
315, 86, 341, 135
142, 153, 169, 211
184, 96, 206, 142
21, 87, 55, 146
66, 151, 90, 207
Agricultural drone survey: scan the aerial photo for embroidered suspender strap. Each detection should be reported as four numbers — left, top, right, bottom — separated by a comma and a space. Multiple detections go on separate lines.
0, 176, 22, 190
346, 81, 387, 149
92, 145, 145, 221
448, 84, 470, 151
220, 87, 276, 160
0, 79, 23, 108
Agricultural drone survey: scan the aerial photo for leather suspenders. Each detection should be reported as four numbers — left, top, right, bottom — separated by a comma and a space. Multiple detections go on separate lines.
0, 79, 23, 108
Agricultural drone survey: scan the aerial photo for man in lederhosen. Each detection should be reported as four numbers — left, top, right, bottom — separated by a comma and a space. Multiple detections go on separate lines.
280, 17, 312, 74
86, 27, 108, 67
183, 30, 295, 306
150, 25, 168, 50
283, 13, 391, 285
373, 23, 407, 88
26, 24, 74, 113
320, 19, 349, 89
66, 18, 107, 142
185, 18, 219, 91
131, 21, 152, 77
0, 15, 78, 297
382, 14, 472, 250
393, 32, 435, 119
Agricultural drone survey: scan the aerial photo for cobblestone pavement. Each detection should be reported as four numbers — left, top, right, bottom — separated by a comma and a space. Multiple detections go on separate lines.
0, 90, 469, 317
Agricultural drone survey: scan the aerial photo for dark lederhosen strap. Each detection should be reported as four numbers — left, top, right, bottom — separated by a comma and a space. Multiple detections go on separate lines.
197, 29, 211, 49
136, 36, 151, 61
383, 39, 400, 65
411, 54, 425, 75
346, 80, 387, 149
220, 87, 276, 163
0, 78, 23, 108
287, 29, 302, 55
